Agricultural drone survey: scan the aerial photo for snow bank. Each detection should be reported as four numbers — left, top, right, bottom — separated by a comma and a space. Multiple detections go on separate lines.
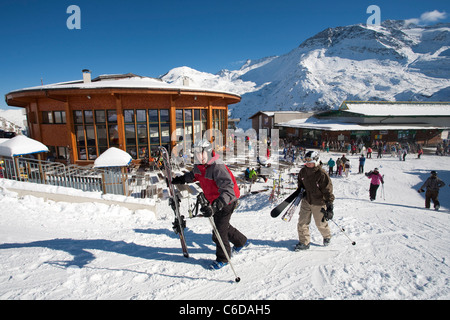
0, 151, 449, 300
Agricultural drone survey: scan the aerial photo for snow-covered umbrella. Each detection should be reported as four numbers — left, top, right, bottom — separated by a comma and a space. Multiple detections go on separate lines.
0, 135, 49, 158
93, 147, 132, 168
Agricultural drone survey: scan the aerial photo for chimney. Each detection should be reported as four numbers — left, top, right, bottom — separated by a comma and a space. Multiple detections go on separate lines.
82, 69, 91, 83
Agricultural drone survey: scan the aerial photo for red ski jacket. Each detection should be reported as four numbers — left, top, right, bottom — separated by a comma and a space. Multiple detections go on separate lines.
184, 154, 240, 205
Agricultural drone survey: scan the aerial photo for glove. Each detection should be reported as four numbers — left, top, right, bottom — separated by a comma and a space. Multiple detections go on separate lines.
201, 198, 225, 217
201, 205, 214, 217
418, 189, 424, 193
322, 203, 334, 221
171, 175, 185, 185
212, 198, 225, 213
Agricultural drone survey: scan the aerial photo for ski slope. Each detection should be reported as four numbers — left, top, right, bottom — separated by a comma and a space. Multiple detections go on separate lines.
0, 151, 449, 300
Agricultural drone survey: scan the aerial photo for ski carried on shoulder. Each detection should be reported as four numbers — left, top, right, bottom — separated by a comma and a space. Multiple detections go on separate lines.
281, 193, 302, 222
270, 188, 301, 218
158, 146, 189, 258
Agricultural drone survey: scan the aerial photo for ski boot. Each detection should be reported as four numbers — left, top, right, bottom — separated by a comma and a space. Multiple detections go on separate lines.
210, 260, 228, 270
294, 242, 310, 251
232, 240, 249, 255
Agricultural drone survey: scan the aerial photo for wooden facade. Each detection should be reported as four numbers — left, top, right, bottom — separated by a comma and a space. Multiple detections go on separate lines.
5, 76, 240, 165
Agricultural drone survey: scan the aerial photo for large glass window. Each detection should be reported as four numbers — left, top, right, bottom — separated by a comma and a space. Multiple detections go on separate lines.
149, 109, 170, 156
122, 109, 171, 158
212, 109, 226, 134
73, 109, 117, 160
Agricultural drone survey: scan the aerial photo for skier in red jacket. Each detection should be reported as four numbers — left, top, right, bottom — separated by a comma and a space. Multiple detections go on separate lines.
172, 139, 247, 269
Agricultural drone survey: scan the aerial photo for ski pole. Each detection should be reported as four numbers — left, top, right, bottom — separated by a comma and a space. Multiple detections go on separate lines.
208, 216, 241, 283
329, 219, 356, 246
321, 209, 356, 246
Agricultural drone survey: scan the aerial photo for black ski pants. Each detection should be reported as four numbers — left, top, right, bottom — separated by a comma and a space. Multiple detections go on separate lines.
425, 189, 440, 209
212, 201, 247, 262
369, 183, 379, 200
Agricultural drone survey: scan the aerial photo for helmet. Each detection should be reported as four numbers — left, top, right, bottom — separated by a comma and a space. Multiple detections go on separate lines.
431, 170, 437, 176
304, 150, 320, 165
193, 139, 213, 163
193, 139, 212, 154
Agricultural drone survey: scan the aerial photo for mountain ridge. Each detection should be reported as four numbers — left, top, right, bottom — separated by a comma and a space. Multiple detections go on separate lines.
161, 20, 450, 129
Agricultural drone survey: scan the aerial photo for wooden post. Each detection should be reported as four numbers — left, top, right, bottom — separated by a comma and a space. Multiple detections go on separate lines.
115, 94, 126, 152
64, 99, 77, 164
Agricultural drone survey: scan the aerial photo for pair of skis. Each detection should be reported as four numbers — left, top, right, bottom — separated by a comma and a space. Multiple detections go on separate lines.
270, 188, 302, 221
158, 146, 189, 258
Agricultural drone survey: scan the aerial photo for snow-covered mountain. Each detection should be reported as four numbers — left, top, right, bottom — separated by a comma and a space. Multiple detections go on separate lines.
161, 20, 450, 129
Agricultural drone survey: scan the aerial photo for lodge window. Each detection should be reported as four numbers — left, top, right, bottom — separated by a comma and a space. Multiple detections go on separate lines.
42, 111, 53, 124
148, 109, 170, 156
175, 108, 207, 154
213, 109, 226, 134
54, 111, 66, 124
74, 109, 117, 161
123, 109, 171, 159
42, 111, 66, 124
176, 109, 207, 141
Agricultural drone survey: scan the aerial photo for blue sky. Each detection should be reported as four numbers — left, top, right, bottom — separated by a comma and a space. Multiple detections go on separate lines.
1, 0, 449, 109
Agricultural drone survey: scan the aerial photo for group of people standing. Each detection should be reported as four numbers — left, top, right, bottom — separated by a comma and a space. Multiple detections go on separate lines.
171, 139, 447, 269
327, 155, 351, 177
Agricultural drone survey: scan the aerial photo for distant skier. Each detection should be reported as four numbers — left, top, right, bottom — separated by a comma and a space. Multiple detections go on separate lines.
377, 144, 383, 158
418, 171, 445, 211
336, 157, 342, 176
365, 168, 384, 201
327, 158, 335, 176
417, 148, 423, 159
358, 154, 366, 174
367, 146, 373, 159
171, 139, 247, 269
295, 151, 335, 251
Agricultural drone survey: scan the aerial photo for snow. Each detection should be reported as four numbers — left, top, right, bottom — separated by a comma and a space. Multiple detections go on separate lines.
161, 21, 450, 129
0, 107, 26, 129
0, 135, 49, 157
9, 75, 241, 98
93, 147, 132, 168
278, 117, 449, 131
342, 102, 450, 116
1, 151, 449, 300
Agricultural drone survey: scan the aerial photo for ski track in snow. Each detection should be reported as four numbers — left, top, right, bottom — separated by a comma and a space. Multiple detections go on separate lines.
0, 152, 449, 300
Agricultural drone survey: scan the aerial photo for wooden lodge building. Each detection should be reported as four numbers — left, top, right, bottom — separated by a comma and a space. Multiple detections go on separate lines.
262, 101, 450, 147
5, 71, 241, 165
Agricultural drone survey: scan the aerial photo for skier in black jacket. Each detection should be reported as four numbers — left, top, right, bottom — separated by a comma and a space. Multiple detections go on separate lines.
418, 171, 445, 210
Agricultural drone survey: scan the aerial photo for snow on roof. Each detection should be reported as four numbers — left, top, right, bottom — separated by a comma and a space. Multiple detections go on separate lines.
249, 110, 312, 119
0, 135, 49, 157
10, 75, 241, 97
93, 147, 132, 168
341, 102, 450, 116
277, 117, 450, 131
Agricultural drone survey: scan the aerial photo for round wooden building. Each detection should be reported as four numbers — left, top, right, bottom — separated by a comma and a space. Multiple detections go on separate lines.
5, 71, 241, 164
